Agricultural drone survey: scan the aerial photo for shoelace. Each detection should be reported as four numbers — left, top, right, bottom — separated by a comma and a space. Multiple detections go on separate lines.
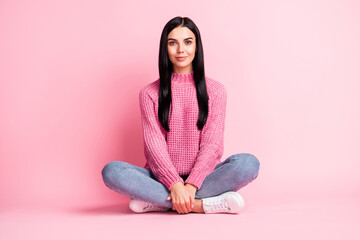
209, 197, 231, 211
143, 202, 168, 211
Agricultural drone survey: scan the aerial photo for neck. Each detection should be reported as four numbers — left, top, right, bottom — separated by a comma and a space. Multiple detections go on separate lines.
172, 65, 193, 74
171, 71, 194, 83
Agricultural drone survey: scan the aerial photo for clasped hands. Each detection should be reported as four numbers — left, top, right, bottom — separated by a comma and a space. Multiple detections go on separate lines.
167, 182, 197, 214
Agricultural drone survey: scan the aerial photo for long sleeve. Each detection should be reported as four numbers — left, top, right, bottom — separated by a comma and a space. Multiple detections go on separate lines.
139, 88, 184, 191
184, 86, 227, 190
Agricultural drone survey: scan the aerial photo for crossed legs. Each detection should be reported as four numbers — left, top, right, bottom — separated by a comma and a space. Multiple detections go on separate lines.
101, 153, 260, 211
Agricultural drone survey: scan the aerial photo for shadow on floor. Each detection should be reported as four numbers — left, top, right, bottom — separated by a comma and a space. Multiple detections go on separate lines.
65, 202, 133, 215
64, 202, 181, 215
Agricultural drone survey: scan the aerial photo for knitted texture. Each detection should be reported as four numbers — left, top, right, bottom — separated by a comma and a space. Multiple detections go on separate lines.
139, 71, 227, 191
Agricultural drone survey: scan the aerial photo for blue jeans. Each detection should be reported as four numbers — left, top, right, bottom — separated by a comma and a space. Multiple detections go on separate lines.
101, 153, 260, 208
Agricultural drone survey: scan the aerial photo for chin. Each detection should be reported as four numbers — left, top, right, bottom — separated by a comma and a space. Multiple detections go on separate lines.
176, 61, 190, 66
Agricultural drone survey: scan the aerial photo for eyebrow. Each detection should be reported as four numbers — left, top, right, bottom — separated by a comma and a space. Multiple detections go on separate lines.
167, 37, 194, 41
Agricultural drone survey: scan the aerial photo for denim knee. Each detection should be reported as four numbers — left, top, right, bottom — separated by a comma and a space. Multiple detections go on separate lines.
231, 153, 260, 180
101, 161, 129, 185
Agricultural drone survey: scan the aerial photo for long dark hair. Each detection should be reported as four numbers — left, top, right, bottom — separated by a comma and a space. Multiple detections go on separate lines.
158, 16, 209, 132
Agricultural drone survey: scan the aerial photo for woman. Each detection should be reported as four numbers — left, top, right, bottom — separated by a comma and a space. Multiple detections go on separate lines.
101, 16, 260, 214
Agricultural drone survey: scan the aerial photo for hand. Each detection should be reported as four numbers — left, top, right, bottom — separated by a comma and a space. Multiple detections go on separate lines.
166, 182, 192, 214
184, 183, 197, 204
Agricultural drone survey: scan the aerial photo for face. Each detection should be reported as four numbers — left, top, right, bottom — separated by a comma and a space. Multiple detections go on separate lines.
167, 26, 197, 74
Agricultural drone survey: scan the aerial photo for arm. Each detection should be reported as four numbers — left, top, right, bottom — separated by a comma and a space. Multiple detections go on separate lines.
139, 89, 184, 191
184, 86, 227, 190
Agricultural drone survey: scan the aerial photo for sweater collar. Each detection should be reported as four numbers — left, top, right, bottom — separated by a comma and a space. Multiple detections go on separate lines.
171, 71, 194, 83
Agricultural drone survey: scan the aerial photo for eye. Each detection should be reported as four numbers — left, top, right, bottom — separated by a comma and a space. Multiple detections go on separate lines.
169, 41, 176, 45
185, 41, 192, 44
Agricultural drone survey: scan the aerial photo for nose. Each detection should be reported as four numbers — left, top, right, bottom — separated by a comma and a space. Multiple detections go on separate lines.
177, 43, 184, 53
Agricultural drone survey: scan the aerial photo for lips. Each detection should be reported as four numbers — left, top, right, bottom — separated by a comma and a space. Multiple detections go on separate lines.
176, 56, 187, 61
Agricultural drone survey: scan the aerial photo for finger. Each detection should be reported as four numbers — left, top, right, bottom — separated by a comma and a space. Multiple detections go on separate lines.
176, 197, 185, 214
171, 198, 177, 211
173, 202, 180, 214
183, 195, 191, 212
171, 200, 175, 210
191, 195, 195, 210
180, 199, 188, 214
186, 200, 191, 213
176, 202, 184, 213
186, 196, 192, 212
184, 189, 194, 210
170, 193, 175, 207
189, 197, 194, 211
176, 204, 182, 214
187, 195, 193, 213
172, 197, 181, 214
183, 204, 188, 214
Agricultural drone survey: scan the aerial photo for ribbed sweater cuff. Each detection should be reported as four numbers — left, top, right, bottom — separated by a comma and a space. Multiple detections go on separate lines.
184, 170, 208, 191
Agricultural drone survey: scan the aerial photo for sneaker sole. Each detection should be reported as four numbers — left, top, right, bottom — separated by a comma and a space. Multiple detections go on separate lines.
129, 198, 170, 213
129, 199, 143, 213
225, 191, 245, 213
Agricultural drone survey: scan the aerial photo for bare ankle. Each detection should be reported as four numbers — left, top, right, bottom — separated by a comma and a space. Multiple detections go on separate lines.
191, 199, 205, 213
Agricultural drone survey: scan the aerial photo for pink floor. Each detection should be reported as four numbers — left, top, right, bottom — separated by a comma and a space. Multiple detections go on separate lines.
1, 192, 359, 240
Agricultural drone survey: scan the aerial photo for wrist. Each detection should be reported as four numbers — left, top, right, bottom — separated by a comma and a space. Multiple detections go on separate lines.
185, 183, 198, 190
170, 181, 184, 191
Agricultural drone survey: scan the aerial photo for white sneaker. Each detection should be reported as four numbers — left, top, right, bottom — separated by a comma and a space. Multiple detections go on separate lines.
129, 198, 170, 213
202, 191, 245, 214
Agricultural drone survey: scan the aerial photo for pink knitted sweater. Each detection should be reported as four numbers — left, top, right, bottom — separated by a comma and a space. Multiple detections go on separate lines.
139, 71, 227, 191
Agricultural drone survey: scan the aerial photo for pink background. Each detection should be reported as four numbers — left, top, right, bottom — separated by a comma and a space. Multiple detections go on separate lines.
1, 0, 359, 239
